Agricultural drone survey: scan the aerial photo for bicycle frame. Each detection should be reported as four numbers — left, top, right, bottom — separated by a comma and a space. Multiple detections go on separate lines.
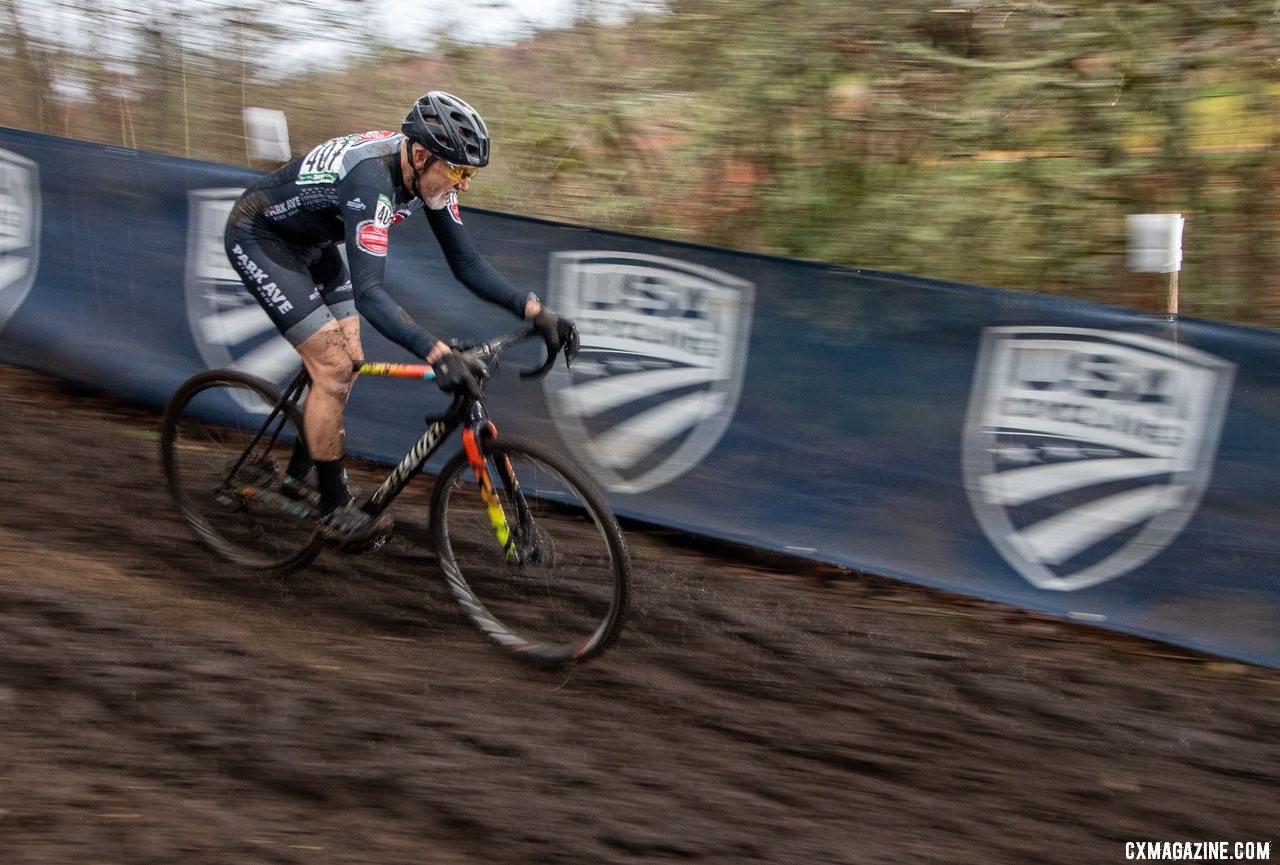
214, 369, 312, 506
164, 323, 629, 665
349, 363, 534, 561
360, 378, 467, 516
242, 330, 543, 557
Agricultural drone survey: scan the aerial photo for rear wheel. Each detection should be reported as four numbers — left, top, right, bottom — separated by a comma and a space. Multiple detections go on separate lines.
160, 370, 322, 573
431, 436, 629, 667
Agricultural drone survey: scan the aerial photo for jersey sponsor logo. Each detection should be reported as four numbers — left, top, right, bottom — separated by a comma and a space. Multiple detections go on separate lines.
345, 197, 366, 211
229, 244, 293, 315
0, 148, 40, 335
543, 251, 755, 494
263, 194, 302, 220
183, 188, 300, 397
447, 192, 462, 225
392, 200, 417, 225
962, 327, 1235, 591
355, 194, 396, 256
355, 220, 389, 255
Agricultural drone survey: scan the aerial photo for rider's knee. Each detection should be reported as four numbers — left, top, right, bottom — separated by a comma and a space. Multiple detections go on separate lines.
310, 361, 355, 401
299, 325, 358, 397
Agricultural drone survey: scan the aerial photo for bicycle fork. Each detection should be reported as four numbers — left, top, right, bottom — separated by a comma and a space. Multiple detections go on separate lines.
460, 411, 535, 565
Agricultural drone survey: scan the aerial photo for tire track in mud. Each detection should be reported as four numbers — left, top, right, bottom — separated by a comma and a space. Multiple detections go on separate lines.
1, 365, 1278, 864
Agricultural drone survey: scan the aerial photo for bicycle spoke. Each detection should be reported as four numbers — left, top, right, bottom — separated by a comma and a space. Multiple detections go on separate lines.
433, 436, 629, 666
162, 372, 321, 573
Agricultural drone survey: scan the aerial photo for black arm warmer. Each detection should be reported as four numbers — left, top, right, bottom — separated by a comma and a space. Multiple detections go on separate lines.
353, 287, 437, 358
425, 205, 528, 317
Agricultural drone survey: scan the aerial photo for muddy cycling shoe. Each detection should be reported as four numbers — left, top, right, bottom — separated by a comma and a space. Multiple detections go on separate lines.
280, 473, 321, 509
318, 501, 393, 553
284, 474, 363, 512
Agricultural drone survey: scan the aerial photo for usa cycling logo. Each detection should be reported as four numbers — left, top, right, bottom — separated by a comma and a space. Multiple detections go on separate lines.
184, 189, 300, 392
962, 327, 1234, 591
543, 251, 754, 494
0, 148, 40, 335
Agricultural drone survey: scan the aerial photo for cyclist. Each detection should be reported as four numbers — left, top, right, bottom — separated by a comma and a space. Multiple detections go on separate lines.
223, 91, 579, 548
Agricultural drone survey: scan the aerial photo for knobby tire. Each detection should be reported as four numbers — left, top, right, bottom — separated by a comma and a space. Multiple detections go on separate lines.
430, 435, 629, 668
160, 369, 322, 574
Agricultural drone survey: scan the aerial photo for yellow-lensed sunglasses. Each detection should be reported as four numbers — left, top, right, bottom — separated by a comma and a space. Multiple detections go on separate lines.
441, 159, 480, 182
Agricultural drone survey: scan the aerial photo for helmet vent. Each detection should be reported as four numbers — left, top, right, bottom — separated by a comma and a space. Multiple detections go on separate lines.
401, 91, 490, 168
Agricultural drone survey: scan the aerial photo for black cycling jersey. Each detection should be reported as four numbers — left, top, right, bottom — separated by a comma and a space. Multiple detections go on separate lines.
223, 130, 527, 355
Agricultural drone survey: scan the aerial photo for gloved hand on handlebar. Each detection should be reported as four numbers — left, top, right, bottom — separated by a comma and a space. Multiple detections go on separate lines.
531, 307, 581, 366
432, 352, 482, 399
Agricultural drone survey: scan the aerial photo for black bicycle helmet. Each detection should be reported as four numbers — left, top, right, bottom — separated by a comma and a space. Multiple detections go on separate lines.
401, 91, 490, 168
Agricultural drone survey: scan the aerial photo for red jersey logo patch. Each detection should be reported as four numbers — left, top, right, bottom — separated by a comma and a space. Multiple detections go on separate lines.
447, 193, 463, 225
356, 220, 389, 256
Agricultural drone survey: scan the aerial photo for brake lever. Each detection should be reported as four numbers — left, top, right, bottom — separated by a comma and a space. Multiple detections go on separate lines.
452, 326, 564, 381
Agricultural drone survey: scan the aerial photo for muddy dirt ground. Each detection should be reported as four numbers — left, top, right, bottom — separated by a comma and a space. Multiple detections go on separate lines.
0, 364, 1276, 865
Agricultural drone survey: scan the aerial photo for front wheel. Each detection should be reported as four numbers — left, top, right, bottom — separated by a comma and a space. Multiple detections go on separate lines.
160, 369, 322, 574
431, 436, 629, 667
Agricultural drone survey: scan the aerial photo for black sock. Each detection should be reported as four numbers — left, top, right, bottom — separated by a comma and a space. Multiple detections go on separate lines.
286, 440, 314, 482
315, 459, 351, 514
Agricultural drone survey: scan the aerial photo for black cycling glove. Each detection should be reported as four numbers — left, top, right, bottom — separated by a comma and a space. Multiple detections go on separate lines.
432, 353, 481, 399
532, 307, 581, 365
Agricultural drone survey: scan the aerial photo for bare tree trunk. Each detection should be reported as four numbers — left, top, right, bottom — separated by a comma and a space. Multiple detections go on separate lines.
1, 0, 58, 132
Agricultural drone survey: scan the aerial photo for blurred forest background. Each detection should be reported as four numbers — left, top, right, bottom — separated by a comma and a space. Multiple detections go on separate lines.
2, 0, 1277, 326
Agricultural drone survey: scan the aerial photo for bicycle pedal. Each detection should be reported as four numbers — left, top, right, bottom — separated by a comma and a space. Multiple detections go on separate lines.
334, 516, 395, 555
280, 475, 322, 509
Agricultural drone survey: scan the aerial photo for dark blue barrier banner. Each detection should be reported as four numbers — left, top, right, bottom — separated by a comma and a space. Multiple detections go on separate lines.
1, 128, 1277, 667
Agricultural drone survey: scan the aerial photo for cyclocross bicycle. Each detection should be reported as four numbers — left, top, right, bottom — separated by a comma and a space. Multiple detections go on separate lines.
160, 329, 629, 667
